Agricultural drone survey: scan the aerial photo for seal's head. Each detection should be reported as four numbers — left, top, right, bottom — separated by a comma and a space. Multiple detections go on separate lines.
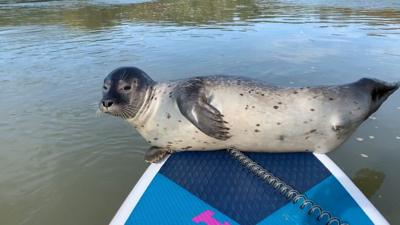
100, 67, 155, 119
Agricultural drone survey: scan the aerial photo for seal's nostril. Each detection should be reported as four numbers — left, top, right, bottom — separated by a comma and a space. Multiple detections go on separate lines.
102, 100, 113, 108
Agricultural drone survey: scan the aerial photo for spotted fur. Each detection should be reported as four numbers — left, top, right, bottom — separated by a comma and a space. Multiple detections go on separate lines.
127, 76, 398, 155
100, 68, 398, 159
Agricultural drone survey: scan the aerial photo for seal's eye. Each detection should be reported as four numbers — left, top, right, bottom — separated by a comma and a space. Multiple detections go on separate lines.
123, 86, 131, 91
103, 86, 108, 90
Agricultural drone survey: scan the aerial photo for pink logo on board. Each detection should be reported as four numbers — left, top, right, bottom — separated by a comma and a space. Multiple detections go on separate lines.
192, 210, 231, 225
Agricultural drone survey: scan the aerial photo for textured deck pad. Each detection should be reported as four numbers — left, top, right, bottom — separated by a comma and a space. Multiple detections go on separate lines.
125, 151, 374, 225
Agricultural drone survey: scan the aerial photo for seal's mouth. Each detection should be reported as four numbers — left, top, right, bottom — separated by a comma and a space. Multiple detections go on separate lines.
98, 102, 136, 120
99, 105, 112, 114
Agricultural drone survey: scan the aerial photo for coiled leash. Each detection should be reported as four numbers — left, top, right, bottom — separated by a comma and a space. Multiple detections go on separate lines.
227, 148, 349, 225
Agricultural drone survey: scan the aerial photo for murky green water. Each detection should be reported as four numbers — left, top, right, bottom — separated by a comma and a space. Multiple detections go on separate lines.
1, 0, 399, 224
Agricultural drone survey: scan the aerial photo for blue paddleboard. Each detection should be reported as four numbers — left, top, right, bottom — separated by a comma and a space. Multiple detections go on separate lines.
110, 151, 388, 225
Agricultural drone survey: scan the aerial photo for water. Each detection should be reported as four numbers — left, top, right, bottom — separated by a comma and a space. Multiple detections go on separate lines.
0, 0, 399, 224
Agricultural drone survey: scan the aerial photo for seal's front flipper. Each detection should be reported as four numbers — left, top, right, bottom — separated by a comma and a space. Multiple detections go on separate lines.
145, 147, 169, 163
176, 78, 231, 140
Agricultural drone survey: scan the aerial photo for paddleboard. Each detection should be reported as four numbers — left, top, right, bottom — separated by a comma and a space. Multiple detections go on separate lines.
110, 151, 388, 225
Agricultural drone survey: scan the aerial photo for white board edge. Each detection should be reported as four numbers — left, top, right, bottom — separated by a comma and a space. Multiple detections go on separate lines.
314, 153, 389, 225
109, 156, 169, 225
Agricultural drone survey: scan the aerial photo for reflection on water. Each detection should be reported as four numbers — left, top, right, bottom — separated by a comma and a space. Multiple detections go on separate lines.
352, 168, 385, 199
1, 0, 400, 34
0, 0, 400, 224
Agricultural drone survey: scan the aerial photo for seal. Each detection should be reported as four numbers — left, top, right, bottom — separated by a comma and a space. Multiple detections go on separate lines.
99, 67, 399, 163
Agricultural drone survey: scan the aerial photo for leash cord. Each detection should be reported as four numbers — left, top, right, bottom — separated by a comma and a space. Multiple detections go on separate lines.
227, 148, 349, 225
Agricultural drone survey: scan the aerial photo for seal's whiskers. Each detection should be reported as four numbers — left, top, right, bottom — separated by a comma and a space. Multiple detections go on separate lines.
95, 108, 104, 118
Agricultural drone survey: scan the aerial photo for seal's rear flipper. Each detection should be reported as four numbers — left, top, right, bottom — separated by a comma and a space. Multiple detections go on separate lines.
357, 78, 400, 118
371, 81, 399, 102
